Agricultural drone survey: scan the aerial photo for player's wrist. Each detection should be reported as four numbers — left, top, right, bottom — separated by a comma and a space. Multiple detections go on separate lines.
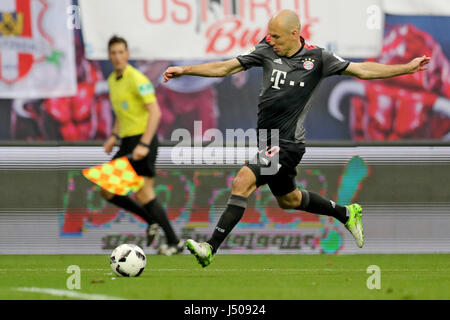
138, 141, 151, 148
402, 60, 416, 74
180, 65, 189, 75
111, 133, 120, 140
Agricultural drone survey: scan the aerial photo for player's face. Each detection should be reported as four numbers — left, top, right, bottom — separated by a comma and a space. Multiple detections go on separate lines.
268, 24, 291, 56
108, 43, 130, 72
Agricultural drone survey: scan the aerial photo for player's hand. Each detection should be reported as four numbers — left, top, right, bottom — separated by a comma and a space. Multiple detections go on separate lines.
103, 136, 116, 154
132, 144, 149, 161
407, 55, 431, 73
163, 66, 184, 82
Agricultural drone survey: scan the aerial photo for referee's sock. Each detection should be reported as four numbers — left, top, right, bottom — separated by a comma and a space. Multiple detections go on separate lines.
207, 195, 248, 254
108, 195, 155, 225
296, 190, 349, 224
143, 198, 179, 246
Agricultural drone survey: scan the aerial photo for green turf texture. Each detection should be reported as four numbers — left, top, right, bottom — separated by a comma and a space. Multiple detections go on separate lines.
0, 254, 448, 300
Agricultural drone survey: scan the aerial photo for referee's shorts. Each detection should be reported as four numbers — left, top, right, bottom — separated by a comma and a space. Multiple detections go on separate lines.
112, 134, 158, 178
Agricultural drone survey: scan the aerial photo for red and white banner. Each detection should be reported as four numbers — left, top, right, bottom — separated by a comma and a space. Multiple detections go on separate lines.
79, 0, 383, 60
0, 0, 76, 98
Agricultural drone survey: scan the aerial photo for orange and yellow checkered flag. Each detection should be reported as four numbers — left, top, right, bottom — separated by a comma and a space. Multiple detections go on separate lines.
82, 156, 144, 196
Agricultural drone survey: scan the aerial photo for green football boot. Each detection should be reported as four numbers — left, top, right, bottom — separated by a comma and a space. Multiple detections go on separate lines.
345, 204, 365, 248
186, 239, 213, 268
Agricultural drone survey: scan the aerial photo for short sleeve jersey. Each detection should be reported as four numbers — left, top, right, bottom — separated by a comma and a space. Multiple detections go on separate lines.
108, 64, 157, 138
236, 36, 350, 144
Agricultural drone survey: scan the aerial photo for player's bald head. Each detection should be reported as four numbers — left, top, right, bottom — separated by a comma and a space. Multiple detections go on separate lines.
269, 9, 301, 34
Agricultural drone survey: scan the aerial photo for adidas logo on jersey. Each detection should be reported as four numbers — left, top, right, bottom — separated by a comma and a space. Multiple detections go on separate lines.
273, 58, 283, 65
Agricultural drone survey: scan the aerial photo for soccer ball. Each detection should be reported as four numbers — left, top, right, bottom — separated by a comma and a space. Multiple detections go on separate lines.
110, 244, 146, 277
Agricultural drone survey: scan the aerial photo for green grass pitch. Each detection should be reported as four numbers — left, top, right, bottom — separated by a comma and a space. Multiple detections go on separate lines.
0, 254, 448, 300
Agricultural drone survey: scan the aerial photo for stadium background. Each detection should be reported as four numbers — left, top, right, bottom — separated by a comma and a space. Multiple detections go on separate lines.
0, 0, 449, 258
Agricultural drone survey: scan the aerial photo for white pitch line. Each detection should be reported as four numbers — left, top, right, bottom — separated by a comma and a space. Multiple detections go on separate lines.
0, 268, 111, 272
172, 268, 450, 272
105, 268, 450, 272
1, 268, 448, 272
14, 287, 126, 300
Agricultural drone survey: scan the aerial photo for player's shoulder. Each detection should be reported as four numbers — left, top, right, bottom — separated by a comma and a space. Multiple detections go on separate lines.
107, 72, 115, 83
300, 39, 340, 64
127, 65, 156, 97
242, 36, 272, 55
300, 37, 325, 55
300, 38, 346, 61
127, 64, 152, 84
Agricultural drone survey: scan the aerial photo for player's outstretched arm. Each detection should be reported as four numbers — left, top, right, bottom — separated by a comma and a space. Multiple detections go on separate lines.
342, 55, 431, 80
163, 58, 243, 82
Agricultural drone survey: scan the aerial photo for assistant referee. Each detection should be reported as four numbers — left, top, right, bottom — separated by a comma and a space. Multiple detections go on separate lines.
101, 36, 183, 255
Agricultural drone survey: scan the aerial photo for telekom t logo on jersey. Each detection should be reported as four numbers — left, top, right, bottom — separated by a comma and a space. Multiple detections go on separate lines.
271, 69, 287, 89
271, 69, 305, 90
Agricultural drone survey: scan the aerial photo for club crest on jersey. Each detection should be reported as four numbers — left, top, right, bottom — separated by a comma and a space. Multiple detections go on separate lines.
302, 58, 315, 70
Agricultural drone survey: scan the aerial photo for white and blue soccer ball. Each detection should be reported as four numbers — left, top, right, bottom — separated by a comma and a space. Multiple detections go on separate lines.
110, 244, 147, 277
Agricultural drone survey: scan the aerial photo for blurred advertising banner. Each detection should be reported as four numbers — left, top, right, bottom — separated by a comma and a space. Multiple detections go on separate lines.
0, 0, 76, 98
1, 146, 450, 254
79, 0, 383, 60
382, 0, 450, 15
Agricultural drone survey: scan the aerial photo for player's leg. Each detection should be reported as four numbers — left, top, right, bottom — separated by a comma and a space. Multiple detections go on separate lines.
135, 135, 183, 255
137, 176, 183, 254
274, 186, 364, 248
186, 166, 258, 267
207, 165, 257, 251
269, 142, 364, 248
101, 135, 160, 246
275, 189, 348, 224
133, 177, 159, 247
99, 187, 158, 246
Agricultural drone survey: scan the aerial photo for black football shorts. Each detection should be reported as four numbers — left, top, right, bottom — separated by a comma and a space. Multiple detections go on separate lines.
113, 134, 158, 177
245, 141, 305, 197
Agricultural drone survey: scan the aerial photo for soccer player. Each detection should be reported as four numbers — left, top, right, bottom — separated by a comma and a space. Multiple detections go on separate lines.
164, 10, 431, 267
102, 36, 183, 255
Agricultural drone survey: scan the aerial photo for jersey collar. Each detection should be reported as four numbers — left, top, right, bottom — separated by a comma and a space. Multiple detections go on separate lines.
115, 64, 131, 80
286, 36, 306, 59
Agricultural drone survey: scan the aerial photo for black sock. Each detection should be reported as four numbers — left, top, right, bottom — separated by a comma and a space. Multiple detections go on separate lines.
108, 195, 154, 225
207, 195, 247, 254
143, 198, 179, 246
296, 190, 349, 224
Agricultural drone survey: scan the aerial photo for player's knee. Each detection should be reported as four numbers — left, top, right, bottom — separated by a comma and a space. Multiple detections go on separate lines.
231, 177, 248, 196
231, 173, 255, 197
277, 193, 301, 209
278, 200, 291, 209
135, 187, 155, 204
277, 199, 296, 209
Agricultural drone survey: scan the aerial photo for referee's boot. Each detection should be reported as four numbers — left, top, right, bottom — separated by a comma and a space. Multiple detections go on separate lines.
345, 203, 365, 248
157, 240, 185, 256
186, 239, 213, 268
146, 223, 159, 247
